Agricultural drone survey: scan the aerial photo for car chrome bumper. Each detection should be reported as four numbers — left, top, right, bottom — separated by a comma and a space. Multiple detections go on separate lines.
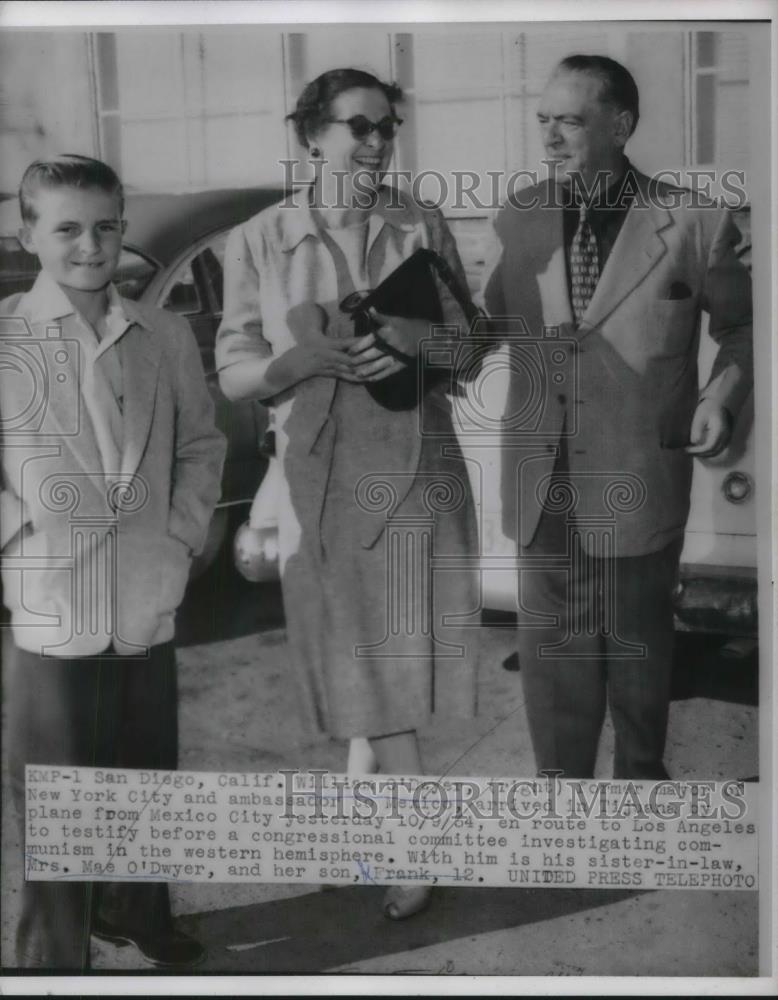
673, 568, 758, 637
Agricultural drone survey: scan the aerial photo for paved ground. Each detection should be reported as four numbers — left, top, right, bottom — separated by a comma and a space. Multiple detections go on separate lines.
1, 555, 760, 979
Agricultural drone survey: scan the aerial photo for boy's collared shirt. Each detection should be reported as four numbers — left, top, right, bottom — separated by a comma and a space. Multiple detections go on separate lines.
19, 271, 133, 482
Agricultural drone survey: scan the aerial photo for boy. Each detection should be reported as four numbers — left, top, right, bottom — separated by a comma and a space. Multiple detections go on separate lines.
0, 155, 226, 969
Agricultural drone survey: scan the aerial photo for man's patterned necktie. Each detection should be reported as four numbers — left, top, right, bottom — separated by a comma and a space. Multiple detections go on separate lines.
570, 203, 599, 324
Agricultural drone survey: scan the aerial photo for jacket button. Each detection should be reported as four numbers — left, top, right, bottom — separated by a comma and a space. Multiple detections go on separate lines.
557, 393, 566, 404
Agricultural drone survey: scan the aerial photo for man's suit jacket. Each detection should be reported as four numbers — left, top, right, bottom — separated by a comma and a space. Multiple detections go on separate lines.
0, 275, 227, 656
482, 170, 753, 556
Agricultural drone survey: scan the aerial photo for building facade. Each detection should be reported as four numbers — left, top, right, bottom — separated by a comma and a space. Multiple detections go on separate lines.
0, 23, 755, 200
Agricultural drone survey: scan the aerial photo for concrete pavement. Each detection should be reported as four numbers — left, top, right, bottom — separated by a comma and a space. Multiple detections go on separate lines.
1, 562, 759, 977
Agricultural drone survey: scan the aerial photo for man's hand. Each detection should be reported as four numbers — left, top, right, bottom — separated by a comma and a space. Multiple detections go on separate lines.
348, 332, 407, 382
685, 399, 734, 457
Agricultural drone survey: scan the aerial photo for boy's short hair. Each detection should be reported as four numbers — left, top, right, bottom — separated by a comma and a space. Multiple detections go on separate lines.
19, 154, 124, 224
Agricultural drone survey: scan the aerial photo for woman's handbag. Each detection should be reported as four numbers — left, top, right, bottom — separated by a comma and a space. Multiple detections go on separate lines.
339, 247, 483, 411
233, 423, 282, 582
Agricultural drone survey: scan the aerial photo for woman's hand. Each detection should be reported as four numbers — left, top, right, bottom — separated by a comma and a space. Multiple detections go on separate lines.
367, 309, 431, 359
348, 333, 408, 382
266, 334, 361, 390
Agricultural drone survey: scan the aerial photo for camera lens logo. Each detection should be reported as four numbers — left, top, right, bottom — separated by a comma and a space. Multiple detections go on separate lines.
458, 343, 549, 433
418, 317, 579, 438
0, 325, 79, 435
0, 347, 49, 432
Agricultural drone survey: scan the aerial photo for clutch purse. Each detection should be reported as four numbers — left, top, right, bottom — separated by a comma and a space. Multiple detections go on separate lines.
339, 248, 478, 411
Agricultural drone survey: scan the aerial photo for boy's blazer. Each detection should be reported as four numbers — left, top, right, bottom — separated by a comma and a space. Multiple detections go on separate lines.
0, 274, 227, 656
482, 170, 753, 556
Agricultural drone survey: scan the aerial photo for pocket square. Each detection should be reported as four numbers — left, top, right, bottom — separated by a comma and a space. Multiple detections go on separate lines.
663, 280, 692, 300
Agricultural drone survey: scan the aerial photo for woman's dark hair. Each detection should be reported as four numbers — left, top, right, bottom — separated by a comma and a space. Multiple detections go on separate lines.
557, 54, 640, 135
286, 68, 403, 148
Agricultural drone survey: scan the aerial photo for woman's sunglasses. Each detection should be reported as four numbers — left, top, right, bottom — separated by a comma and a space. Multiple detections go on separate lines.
327, 114, 403, 141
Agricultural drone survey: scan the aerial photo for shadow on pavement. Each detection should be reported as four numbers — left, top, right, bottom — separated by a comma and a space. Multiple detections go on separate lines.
176, 559, 285, 648
178, 575, 760, 713
172, 885, 640, 973
488, 611, 758, 709
670, 633, 758, 707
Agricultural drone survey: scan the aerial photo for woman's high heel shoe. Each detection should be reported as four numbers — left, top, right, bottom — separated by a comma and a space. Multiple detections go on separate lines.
382, 885, 432, 920
320, 739, 379, 894
347, 737, 378, 774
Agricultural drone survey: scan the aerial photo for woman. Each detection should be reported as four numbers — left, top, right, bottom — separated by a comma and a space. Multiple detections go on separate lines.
216, 68, 480, 920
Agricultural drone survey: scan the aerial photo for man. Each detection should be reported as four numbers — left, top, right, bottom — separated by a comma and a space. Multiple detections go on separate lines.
481, 56, 752, 779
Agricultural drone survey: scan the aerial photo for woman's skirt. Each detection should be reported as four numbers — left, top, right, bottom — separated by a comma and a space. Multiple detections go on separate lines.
280, 381, 480, 739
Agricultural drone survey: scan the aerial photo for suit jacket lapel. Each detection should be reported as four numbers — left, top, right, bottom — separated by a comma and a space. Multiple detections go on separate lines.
579, 174, 673, 334
119, 322, 161, 480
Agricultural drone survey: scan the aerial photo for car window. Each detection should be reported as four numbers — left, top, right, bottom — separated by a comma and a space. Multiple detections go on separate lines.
161, 259, 201, 315
200, 231, 228, 315
160, 230, 229, 317
0, 236, 35, 300
0, 236, 157, 301
198, 245, 224, 314
207, 231, 229, 270
114, 248, 158, 301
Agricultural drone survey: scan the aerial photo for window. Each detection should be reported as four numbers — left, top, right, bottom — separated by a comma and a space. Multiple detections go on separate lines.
113, 249, 158, 301
161, 259, 201, 315
159, 232, 229, 319
0, 236, 41, 300
691, 31, 749, 172
200, 233, 228, 314
404, 27, 611, 212
87, 25, 753, 203
92, 31, 288, 191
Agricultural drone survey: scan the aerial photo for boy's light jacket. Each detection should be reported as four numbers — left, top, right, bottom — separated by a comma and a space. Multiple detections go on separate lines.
0, 272, 226, 656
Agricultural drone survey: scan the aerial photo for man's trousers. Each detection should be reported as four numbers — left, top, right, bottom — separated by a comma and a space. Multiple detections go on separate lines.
516, 495, 682, 780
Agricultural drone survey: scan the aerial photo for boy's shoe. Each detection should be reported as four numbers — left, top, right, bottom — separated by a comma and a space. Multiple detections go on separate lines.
92, 918, 205, 968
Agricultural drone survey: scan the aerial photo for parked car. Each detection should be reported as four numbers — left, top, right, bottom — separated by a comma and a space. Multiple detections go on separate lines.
0, 187, 286, 576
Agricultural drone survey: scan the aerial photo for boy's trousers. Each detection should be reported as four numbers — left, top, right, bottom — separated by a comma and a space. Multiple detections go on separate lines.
4, 632, 179, 970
